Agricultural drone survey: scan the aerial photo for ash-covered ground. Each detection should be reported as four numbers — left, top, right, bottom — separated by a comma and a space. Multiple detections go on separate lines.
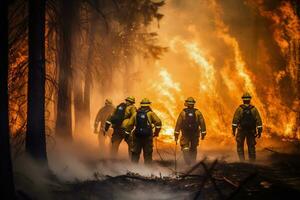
13, 138, 300, 200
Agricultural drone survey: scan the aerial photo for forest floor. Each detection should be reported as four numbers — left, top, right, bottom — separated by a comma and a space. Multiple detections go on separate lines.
15, 139, 300, 200
50, 152, 300, 200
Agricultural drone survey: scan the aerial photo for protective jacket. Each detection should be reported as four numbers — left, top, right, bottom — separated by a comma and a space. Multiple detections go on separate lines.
105, 103, 137, 130
94, 104, 115, 131
174, 108, 206, 136
125, 107, 161, 164
125, 107, 162, 136
232, 104, 262, 132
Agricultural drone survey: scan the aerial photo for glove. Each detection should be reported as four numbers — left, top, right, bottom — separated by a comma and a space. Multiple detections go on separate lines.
153, 127, 161, 138
256, 127, 262, 138
201, 132, 206, 140
104, 122, 110, 132
124, 131, 130, 140
256, 132, 261, 138
101, 128, 106, 136
232, 128, 236, 137
174, 133, 179, 143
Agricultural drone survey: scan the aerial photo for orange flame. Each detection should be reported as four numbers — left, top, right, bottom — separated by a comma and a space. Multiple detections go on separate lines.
138, 0, 300, 143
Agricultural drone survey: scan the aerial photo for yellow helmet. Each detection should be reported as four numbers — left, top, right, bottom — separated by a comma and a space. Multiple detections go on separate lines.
140, 98, 151, 106
125, 96, 135, 103
241, 92, 252, 100
185, 97, 196, 105
105, 98, 113, 105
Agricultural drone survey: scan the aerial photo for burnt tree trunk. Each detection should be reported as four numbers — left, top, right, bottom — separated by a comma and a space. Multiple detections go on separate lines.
73, 3, 84, 135
83, 10, 97, 128
74, 80, 84, 134
55, 0, 78, 140
83, 68, 91, 129
26, 0, 48, 162
0, 0, 15, 198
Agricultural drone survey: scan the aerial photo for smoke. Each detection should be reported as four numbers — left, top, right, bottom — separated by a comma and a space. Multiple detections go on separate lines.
46, 138, 174, 181
14, 156, 54, 200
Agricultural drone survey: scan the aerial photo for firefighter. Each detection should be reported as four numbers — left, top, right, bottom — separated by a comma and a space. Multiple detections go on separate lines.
104, 96, 137, 158
232, 92, 263, 162
94, 99, 115, 156
174, 97, 206, 165
125, 98, 162, 164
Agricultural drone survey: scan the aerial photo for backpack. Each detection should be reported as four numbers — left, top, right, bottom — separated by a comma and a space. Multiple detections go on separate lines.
110, 103, 127, 127
182, 108, 198, 132
135, 109, 152, 136
239, 105, 256, 130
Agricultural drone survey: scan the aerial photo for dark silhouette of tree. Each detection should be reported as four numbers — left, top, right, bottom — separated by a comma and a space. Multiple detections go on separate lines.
26, 0, 48, 162
55, 0, 80, 140
82, 0, 100, 128
54, 0, 166, 137
0, 0, 15, 198
73, 1, 85, 136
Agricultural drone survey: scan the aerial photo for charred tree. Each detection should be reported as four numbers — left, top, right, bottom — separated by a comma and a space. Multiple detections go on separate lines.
73, 2, 85, 135
83, 1, 99, 128
55, 0, 79, 140
0, 0, 15, 198
73, 79, 85, 135
26, 0, 48, 162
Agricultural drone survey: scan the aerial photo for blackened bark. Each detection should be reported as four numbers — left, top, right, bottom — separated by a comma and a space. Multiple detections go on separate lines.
74, 81, 84, 134
73, 5, 84, 135
83, 72, 91, 125
55, 0, 78, 140
83, 15, 97, 127
0, 0, 15, 198
82, 1, 100, 130
26, 0, 47, 162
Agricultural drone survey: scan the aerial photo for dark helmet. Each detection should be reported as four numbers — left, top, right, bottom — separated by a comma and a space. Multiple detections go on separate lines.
105, 98, 113, 105
241, 92, 252, 100
185, 97, 196, 105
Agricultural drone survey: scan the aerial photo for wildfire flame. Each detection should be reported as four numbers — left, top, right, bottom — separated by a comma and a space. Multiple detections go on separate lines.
138, 0, 300, 144
150, 67, 183, 143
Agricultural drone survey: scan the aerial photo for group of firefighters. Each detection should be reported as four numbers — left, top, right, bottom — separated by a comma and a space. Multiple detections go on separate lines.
94, 92, 263, 165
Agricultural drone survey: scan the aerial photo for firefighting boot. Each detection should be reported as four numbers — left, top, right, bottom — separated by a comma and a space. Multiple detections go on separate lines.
237, 141, 245, 161
190, 150, 197, 164
248, 147, 256, 162
183, 148, 191, 165
238, 153, 245, 161
237, 146, 245, 161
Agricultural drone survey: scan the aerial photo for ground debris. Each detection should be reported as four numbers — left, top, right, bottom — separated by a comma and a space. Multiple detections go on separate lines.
43, 153, 300, 200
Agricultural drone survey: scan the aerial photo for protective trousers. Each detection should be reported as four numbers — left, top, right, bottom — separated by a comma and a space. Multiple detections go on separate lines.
180, 131, 199, 165
111, 127, 132, 159
131, 135, 153, 164
98, 133, 107, 157
236, 130, 256, 161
